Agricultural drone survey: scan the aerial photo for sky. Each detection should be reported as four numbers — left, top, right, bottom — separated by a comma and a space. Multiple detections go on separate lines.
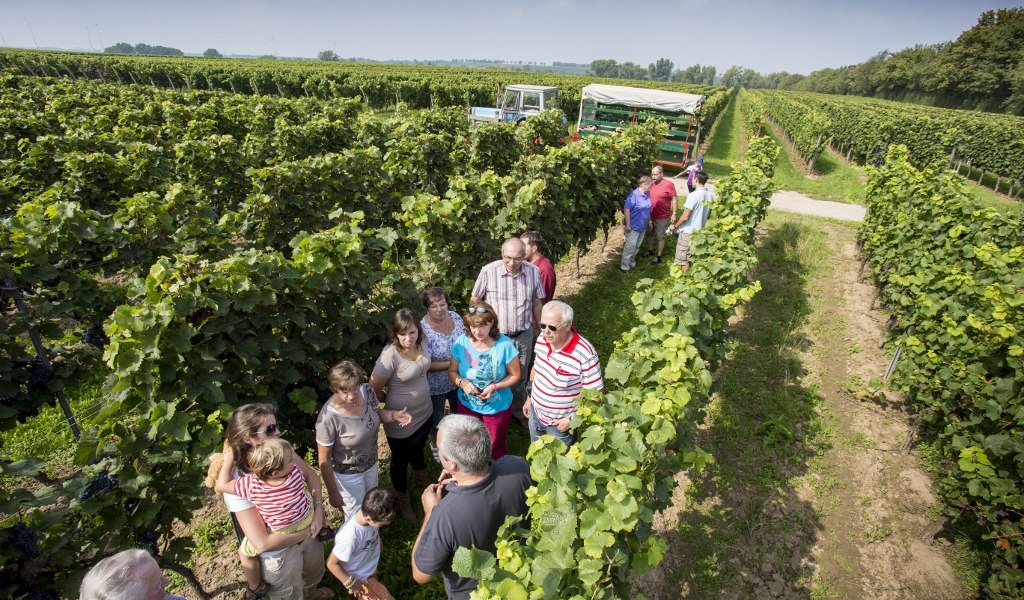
0, 0, 1019, 75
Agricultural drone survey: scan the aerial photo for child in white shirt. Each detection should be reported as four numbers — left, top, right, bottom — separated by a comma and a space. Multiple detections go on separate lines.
327, 486, 399, 599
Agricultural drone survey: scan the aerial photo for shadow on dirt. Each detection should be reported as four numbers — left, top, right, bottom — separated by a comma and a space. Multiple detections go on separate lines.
634, 222, 829, 599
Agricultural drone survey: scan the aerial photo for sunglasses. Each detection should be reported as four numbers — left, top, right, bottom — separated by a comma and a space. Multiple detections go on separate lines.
539, 323, 564, 332
257, 423, 280, 436
467, 306, 489, 314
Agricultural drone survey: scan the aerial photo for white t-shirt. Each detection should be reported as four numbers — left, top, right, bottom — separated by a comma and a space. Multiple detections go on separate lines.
331, 515, 381, 581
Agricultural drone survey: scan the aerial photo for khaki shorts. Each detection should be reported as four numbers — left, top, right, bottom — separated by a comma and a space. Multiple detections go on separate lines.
674, 232, 692, 265
651, 218, 669, 242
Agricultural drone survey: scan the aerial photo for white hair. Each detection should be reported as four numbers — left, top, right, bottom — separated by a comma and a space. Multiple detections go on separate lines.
438, 414, 491, 475
79, 549, 158, 600
542, 301, 573, 326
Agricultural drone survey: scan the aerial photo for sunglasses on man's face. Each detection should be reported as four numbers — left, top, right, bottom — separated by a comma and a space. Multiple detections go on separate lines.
539, 322, 564, 332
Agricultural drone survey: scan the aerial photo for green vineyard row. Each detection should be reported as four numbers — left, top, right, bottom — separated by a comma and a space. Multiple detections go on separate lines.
0, 48, 730, 127
860, 146, 1024, 597
750, 88, 1024, 183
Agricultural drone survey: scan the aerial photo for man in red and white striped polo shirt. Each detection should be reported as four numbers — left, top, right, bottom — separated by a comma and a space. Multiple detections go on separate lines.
522, 301, 603, 446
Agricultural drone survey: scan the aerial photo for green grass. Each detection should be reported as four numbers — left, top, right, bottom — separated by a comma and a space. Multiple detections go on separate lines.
763, 122, 867, 204
962, 176, 1024, 216
665, 212, 840, 597
702, 93, 742, 180
0, 366, 108, 474
190, 517, 233, 558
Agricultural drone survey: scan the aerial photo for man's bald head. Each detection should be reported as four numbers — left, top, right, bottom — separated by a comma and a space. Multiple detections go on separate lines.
501, 238, 526, 275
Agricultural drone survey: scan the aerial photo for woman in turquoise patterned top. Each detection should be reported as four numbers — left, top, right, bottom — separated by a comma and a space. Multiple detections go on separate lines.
447, 301, 520, 459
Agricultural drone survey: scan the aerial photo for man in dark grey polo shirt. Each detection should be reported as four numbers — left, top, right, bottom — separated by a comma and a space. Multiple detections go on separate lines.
411, 415, 531, 599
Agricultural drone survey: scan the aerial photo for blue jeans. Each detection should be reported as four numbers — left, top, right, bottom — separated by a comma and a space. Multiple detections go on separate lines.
528, 405, 575, 447
430, 389, 459, 434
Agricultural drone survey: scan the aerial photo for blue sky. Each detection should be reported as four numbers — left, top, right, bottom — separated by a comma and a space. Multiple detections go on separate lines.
0, 0, 1017, 74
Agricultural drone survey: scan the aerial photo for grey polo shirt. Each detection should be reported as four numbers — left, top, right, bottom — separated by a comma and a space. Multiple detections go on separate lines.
413, 455, 531, 599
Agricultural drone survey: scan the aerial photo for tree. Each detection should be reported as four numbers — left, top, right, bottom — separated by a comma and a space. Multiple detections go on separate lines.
105, 42, 136, 54
618, 61, 647, 80
938, 8, 1024, 110
318, 50, 340, 62
590, 59, 619, 78
647, 58, 674, 81
203, 48, 222, 58
1005, 58, 1024, 114
672, 63, 717, 85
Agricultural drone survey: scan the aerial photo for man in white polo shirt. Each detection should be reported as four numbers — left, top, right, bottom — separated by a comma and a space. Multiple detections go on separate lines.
521, 301, 603, 447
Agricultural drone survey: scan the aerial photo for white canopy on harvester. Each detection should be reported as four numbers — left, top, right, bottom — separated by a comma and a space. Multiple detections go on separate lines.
579, 84, 705, 116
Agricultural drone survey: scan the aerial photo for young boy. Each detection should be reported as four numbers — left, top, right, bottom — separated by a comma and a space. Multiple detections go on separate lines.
327, 486, 399, 599
214, 438, 323, 598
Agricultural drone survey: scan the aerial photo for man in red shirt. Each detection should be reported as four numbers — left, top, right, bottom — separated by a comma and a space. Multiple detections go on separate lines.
521, 231, 555, 305
645, 165, 678, 264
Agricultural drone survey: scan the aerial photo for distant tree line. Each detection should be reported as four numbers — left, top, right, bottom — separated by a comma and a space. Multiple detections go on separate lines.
589, 58, 715, 84
104, 43, 184, 56
719, 66, 804, 89
786, 8, 1024, 115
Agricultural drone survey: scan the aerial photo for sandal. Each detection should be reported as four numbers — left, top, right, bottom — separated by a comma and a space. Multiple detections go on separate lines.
316, 525, 335, 542
243, 580, 270, 600
310, 587, 335, 600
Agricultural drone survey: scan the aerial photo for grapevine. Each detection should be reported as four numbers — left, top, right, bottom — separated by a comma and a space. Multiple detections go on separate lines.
78, 472, 118, 501
10, 522, 41, 560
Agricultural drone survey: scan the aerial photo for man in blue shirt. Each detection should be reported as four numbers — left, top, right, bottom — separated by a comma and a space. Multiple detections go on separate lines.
620, 175, 653, 272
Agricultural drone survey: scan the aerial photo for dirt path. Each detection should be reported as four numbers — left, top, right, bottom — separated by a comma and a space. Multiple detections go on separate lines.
632, 216, 962, 599
667, 175, 866, 223
770, 191, 866, 222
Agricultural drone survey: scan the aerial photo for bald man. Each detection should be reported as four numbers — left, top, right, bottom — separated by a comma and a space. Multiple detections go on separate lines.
470, 238, 545, 425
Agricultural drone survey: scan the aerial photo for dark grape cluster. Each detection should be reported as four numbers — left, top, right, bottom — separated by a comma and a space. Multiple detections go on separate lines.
317, 388, 333, 402
24, 359, 51, 395
10, 522, 40, 559
124, 497, 141, 513
79, 472, 118, 500
138, 529, 159, 554
81, 323, 109, 349
25, 588, 59, 600
41, 276, 60, 288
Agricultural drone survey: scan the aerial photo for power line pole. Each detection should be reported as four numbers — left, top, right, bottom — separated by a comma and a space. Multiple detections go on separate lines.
26, 21, 39, 48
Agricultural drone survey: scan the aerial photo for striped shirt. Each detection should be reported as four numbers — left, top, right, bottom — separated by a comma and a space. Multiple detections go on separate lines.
531, 329, 603, 426
233, 465, 311, 531
471, 260, 545, 334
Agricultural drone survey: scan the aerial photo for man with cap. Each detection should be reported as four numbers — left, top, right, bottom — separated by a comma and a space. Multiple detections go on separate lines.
684, 155, 705, 193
